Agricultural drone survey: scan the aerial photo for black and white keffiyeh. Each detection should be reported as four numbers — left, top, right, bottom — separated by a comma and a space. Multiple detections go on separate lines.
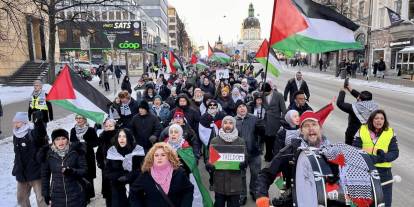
321, 143, 373, 207
352, 100, 379, 124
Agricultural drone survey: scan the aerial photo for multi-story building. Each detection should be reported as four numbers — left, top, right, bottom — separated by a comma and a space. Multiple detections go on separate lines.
137, 0, 169, 46
57, 0, 163, 75
168, 6, 178, 50
237, 3, 262, 61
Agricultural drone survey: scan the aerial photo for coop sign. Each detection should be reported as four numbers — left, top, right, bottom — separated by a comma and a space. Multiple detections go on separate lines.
119, 41, 140, 49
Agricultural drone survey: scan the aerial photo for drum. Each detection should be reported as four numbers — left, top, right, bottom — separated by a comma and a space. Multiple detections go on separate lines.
293, 148, 384, 207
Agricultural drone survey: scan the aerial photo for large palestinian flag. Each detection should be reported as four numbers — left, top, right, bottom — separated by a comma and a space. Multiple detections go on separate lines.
178, 146, 213, 207
270, 0, 362, 53
256, 39, 283, 78
47, 65, 111, 123
208, 43, 231, 64
209, 145, 245, 170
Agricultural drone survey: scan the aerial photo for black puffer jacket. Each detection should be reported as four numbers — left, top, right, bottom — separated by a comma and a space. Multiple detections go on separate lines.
40, 143, 87, 207
170, 94, 201, 133
116, 98, 139, 127
12, 119, 47, 182
129, 113, 162, 152
235, 114, 263, 157
96, 129, 118, 199
70, 127, 98, 180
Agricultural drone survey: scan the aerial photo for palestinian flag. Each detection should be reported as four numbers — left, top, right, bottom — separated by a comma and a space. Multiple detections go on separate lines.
274, 172, 285, 190
209, 145, 245, 170
270, 0, 362, 53
196, 60, 208, 70
47, 65, 111, 123
170, 51, 185, 72
256, 39, 283, 78
190, 54, 198, 64
208, 43, 231, 64
178, 146, 213, 207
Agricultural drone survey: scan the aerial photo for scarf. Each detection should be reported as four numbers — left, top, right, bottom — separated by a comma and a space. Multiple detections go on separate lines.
167, 136, 185, 151
352, 100, 379, 124
207, 108, 218, 117
120, 100, 132, 116
75, 124, 89, 142
152, 105, 162, 116
321, 143, 373, 207
299, 135, 330, 148
13, 123, 31, 138
151, 162, 174, 194
253, 106, 265, 119
106, 145, 145, 171
31, 89, 42, 98
218, 128, 239, 143
51, 143, 70, 158
285, 129, 300, 146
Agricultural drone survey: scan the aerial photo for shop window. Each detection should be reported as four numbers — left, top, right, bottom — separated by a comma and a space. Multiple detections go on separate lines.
94, 11, 100, 20
123, 11, 129, 20
73, 29, 81, 43
102, 11, 107, 20
409, 0, 414, 20
116, 11, 121, 20
410, 53, 414, 63
58, 29, 67, 44
169, 25, 175, 30
130, 13, 136, 20
403, 53, 409, 62
109, 11, 114, 20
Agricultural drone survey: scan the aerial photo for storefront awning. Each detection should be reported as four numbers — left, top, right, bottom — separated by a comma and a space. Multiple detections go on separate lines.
399, 46, 414, 53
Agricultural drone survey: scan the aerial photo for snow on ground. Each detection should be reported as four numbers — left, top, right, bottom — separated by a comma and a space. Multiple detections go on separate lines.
280, 66, 414, 95
0, 84, 52, 105
0, 114, 83, 206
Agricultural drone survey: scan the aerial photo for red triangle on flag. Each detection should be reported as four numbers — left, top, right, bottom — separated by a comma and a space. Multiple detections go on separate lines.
46, 65, 76, 100
214, 120, 222, 129
256, 39, 269, 59
269, 0, 308, 45
208, 42, 214, 58
168, 51, 177, 74
209, 146, 221, 164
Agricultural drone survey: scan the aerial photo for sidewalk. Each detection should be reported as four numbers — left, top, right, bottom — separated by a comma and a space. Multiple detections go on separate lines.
287, 65, 414, 88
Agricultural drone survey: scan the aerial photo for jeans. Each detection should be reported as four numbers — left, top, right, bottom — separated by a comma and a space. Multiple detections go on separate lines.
378, 167, 393, 207
17, 179, 47, 207
241, 155, 262, 199
214, 193, 240, 207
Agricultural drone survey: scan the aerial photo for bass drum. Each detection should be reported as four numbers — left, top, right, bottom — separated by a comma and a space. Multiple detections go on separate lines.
292, 149, 384, 207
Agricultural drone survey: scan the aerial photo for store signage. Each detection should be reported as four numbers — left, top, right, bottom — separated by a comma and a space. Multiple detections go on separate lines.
390, 39, 412, 47
119, 41, 140, 49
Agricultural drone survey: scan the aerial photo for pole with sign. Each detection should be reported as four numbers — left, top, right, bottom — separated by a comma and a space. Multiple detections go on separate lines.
106, 33, 117, 96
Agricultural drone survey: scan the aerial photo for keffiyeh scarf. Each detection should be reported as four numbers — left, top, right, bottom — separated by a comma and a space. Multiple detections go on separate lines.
120, 100, 132, 116
106, 145, 145, 172
321, 143, 373, 207
352, 100, 379, 124
218, 128, 239, 143
75, 124, 89, 142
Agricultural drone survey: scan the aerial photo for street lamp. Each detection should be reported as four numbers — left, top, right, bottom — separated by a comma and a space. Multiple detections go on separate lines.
106, 33, 117, 96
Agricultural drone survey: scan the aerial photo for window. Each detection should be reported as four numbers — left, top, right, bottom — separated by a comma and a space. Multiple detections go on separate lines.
171, 40, 176, 45
409, 0, 414, 20
88, 29, 96, 43
122, 11, 129, 20
169, 17, 175, 23
73, 29, 81, 43
169, 33, 176, 38
58, 29, 67, 44
395, 0, 402, 14
116, 11, 121, 20
109, 11, 114, 20
94, 11, 100, 20
102, 11, 107, 20
130, 12, 136, 20
358, 1, 365, 19
169, 25, 175, 30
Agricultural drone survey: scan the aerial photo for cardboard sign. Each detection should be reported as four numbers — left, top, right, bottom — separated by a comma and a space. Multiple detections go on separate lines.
216, 69, 229, 80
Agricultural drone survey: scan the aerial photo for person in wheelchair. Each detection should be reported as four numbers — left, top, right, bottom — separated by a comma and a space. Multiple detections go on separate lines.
256, 109, 332, 207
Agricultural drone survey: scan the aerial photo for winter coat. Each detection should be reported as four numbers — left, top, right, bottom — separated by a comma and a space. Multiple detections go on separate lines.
104, 145, 145, 206
217, 96, 236, 116
40, 143, 87, 207
275, 121, 299, 153
96, 130, 118, 199
200, 83, 215, 96
210, 136, 247, 195
165, 95, 177, 109
129, 167, 194, 207
70, 127, 98, 181
170, 94, 201, 133
235, 114, 262, 157
129, 113, 162, 152
103, 70, 110, 83
28, 92, 54, 123
115, 67, 122, 78
287, 102, 313, 116
263, 90, 287, 136
157, 84, 171, 101
160, 123, 201, 159
378, 60, 386, 71
150, 103, 171, 127
116, 98, 139, 127
336, 89, 364, 144
198, 111, 226, 147
283, 78, 310, 103
13, 120, 47, 182
121, 80, 132, 94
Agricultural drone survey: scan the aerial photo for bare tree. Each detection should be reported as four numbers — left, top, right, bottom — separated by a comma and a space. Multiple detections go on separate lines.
176, 16, 188, 56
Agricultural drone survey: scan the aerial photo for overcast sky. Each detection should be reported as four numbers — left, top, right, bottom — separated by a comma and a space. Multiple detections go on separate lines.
169, 0, 274, 49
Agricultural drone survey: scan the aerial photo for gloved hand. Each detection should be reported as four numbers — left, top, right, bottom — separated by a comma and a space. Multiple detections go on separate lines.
256, 196, 270, 207
239, 161, 247, 170
376, 149, 386, 163
118, 175, 128, 183
149, 135, 158, 144
205, 163, 215, 172
62, 167, 74, 176
44, 195, 51, 205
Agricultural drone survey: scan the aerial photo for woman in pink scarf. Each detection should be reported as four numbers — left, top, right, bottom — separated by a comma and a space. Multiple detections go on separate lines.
129, 143, 194, 207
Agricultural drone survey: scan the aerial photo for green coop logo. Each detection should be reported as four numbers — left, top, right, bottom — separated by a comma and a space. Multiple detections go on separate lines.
119, 41, 140, 49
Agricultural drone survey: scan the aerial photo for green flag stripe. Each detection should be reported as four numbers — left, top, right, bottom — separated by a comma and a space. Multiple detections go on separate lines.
178, 148, 213, 207
272, 34, 362, 53
50, 100, 106, 123
213, 161, 241, 170
256, 57, 280, 77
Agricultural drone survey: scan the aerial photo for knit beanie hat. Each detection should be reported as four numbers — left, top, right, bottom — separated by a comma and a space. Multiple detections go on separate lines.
154, 95, 163, 101
173, 108, 185, 119
235, 100, 247, 109
51, 128, 69, 141
13, 112, 29, 123
222, 115, 236, 125
138, 100, 150, 111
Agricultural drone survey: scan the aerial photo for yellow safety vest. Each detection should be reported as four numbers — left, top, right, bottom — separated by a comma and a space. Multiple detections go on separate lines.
30, 96, 48, 110
359, 124, 393, 168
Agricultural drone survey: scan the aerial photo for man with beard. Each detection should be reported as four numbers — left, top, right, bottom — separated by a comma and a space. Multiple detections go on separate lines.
283, 71, 310, 104
262, 83, 286, 162
287, 90, 313, 115
192, 88, 205, 108
256, 111, 331, 207
207, 116, 247, 207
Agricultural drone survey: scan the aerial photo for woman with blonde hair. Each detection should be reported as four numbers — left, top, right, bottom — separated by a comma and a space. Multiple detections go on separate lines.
129, 142, 194, 207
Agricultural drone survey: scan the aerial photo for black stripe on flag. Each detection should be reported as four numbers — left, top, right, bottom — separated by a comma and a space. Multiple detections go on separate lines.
69, 69, 112, 112
293, 0, 359, 31
211, 145, 245, 154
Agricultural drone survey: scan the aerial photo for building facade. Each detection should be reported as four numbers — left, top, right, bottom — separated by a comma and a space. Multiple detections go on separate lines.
237, 3, 262, 62
137, 0, 169, 46
168, 6, 178, 50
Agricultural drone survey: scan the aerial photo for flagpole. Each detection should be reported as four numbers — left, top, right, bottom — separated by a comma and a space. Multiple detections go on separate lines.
262, 0, 277, 91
